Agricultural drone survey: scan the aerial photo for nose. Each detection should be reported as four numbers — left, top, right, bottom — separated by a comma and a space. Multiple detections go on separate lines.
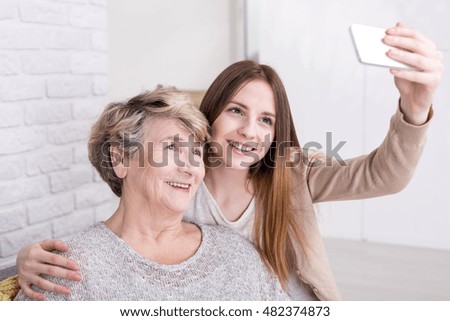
176, 147, 195, 175
237, 119, 256, 140
177, 148, 189, 168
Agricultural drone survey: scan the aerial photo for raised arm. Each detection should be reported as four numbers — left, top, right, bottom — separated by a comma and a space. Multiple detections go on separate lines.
304, 23, 443, 203
16, 240, 81, 300
305, 107, 430, 203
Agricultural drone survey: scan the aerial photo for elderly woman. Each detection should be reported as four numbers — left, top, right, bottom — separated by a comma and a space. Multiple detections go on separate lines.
14, 87, 287, 301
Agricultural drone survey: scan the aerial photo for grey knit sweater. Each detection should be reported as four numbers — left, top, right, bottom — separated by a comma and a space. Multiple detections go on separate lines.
15, 223, 288, 301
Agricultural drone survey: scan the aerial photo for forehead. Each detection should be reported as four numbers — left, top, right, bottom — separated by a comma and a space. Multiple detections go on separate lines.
231, 79, 276, 114
144, 118, 193, 142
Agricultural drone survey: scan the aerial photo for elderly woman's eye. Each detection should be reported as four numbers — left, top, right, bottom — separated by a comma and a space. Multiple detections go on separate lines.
166, 143, 175, 150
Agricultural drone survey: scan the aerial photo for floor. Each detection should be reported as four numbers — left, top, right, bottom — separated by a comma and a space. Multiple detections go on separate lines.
323, 238, 450, 300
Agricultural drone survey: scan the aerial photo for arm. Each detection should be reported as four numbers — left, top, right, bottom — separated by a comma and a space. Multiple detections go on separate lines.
306, 106, 430, 203
16, 240, 81, 300
305, 22, 443, 203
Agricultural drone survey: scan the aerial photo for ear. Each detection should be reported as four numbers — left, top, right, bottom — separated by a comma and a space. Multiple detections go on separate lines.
110, 146, 128, 178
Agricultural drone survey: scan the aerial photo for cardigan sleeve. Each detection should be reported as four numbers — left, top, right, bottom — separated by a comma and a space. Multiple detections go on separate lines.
303, 106, 432, 203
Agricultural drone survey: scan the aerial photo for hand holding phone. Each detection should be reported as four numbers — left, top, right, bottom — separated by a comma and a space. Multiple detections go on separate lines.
349, 23, 416, 70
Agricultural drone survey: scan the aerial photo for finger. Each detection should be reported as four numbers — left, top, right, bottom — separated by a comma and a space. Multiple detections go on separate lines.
384, 34, 436, 57
387, 48, 443, 72
385, 23, 442, 61
390, 68, 441, 86
39, 250, 80, 271
18, 277, 47, 301
27, 241, 79, 270
20, 283, 46, 301
39, 239, 69, 252
29, 263, 82, 281
30, 274, 72, 296
34, 262, 82, 281
386, 24, 433, 47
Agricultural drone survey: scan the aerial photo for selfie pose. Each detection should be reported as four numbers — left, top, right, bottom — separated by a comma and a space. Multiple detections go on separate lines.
16, 23, 443, 300
14, 87, 288, 301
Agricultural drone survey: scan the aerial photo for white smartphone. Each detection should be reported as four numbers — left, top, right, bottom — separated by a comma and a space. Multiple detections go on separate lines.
349, 23, 415, 70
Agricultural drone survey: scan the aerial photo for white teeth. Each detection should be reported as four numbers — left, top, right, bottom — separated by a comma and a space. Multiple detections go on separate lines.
229, 141, 255, 152
166, 182, 190, 189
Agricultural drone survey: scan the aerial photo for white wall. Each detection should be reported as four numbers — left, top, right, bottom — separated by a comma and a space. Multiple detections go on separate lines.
1, 0, 446, 270
0, 0, 111, 269
0, 0, 245, 268
248, 0, 450, 250
0, 0, 244, 269
106, 0, 245, 215
108, 0, 245, 100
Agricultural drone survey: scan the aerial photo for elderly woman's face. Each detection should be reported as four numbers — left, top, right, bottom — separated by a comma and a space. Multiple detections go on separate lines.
124, 118, 205, 214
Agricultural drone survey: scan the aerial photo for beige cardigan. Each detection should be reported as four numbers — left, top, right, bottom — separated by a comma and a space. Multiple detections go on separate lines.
291, 107, 431, 300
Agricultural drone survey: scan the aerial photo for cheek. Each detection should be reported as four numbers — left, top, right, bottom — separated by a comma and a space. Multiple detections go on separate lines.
148, 148, 165, 165
197, 164, 205, 181
210, 125, 221, 142
139, 163, 171, 196
261, 129, 275, 149
210, 116, 229, 141
191, 157, 205, 181
141, 168, 161, 192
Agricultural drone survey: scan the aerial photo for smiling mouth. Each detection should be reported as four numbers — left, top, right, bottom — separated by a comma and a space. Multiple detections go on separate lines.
228, 141, 258, 153
165, 181, 191, 191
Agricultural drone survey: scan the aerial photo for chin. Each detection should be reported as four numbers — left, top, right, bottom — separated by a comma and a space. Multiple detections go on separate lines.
228, 160, 258, 170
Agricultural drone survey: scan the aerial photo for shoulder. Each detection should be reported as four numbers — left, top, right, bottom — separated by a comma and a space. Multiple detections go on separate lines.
288, 147, 327, 175
59, 223, 110, 259
44, 223, 113, 300
199, 225, 288, 299
200, 224, 260, 259
201, 224, 249, 243
65, 222, 105, 245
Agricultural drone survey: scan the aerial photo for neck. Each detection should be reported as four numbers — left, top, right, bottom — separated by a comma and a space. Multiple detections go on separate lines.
203, 166, 256, 222
105, 193, 185, 246
204, 165, 253, 195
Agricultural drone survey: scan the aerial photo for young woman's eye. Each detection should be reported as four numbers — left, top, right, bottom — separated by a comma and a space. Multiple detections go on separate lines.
228, 107, 243, 115
261, 117, 273, 126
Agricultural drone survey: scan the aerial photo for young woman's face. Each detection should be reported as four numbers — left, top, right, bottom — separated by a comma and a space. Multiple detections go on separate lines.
124, 118, 205, 214
210, 79, 276, 170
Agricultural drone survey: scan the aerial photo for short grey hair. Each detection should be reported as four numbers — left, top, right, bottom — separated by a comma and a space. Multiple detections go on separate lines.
88, 86, 209, 197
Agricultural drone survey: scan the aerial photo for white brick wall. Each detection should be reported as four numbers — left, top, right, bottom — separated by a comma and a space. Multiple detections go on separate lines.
0, 0, 111, 268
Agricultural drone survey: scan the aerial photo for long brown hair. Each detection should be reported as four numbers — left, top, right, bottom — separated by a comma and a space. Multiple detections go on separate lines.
200, 60, 308, 288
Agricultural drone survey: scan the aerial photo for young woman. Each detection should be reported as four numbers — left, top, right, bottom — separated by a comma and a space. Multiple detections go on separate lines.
16, 22, 443, 300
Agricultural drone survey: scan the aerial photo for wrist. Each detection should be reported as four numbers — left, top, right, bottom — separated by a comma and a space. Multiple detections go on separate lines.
399, 98, 432, 126
403, 110, 430, 126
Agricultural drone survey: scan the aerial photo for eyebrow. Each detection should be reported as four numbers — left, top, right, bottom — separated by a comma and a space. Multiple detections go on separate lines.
158, 134, 202, 144
229, 100, 276, 118
158, 134, 183, 143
